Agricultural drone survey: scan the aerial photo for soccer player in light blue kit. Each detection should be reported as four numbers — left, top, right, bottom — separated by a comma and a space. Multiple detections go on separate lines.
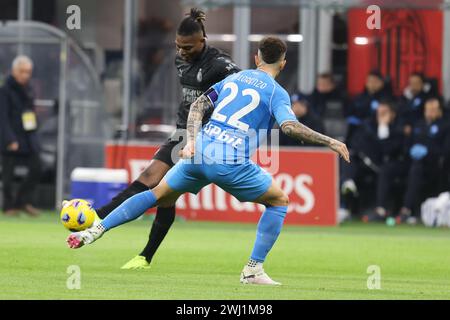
67, 37, 350, 285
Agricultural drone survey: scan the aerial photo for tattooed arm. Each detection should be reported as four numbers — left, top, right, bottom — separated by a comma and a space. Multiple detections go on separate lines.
186, 94, 213, 142
180, 94, 214, 158
281, 120, 350, 162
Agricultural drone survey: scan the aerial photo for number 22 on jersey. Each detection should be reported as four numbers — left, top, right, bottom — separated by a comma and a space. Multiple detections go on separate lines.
211, 82, 260, 132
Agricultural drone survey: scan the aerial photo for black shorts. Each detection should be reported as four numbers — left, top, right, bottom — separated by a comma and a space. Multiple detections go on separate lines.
152, 129, 186, 167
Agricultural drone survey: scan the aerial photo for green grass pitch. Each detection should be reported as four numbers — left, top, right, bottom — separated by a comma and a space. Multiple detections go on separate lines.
1, 212, 450, 300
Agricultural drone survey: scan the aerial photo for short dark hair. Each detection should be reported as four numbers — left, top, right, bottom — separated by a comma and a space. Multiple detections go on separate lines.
378, 99, 397, 113
258, 37, 287, 64
368, 70, 383, 80
425, 96, 444, 111
317, 72, 335, 84
177, 8, 207, 38
409, 72, 426, 82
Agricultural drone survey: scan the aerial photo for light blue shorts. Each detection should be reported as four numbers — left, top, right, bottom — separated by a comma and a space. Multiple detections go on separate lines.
165, 158, 272, 202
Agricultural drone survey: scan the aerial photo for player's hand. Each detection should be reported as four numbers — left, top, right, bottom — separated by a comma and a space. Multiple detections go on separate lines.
329, 139, 350, 163
179, 140, 195, 159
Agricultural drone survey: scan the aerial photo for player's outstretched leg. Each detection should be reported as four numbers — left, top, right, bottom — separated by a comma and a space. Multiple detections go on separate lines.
240, 182, 289, 285
67, 191, 157, 249
95, 160, 170, 219
91, 159, 177, 268
67, 181, 179, 249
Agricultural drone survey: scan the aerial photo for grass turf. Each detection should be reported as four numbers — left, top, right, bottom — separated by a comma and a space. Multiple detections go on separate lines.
1, 212, 450, 300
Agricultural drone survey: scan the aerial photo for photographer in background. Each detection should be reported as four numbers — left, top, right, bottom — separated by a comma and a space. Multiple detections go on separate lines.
0, 55, 41, 217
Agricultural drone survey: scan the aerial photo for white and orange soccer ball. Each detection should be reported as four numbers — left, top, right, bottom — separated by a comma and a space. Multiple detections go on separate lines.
60, 199, 97, 231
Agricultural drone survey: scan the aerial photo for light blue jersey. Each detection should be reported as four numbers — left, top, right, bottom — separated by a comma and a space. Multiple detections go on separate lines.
165, 68, 297, 202
97, 67, 295, 268
199, 69, 297, 163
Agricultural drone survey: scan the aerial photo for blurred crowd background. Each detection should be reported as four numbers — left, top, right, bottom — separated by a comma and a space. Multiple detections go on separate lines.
286, 70, 450, 223
1, 0, 450, 223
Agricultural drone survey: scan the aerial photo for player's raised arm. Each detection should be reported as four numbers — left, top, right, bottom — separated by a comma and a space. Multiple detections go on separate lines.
270, 86, 350, 163
280, 120, 350, 163
180, 93, 214, 158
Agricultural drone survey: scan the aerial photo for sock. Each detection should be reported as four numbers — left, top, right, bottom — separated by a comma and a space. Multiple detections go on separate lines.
140, 206, 176, 262
250, 206, 287, 263
247, 259, 261, 268
100, 190, 157, 231
96, 181, 149, 219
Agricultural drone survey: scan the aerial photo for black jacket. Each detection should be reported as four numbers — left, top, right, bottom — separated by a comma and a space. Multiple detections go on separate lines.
350, 117, 405, 165
406, 118, 450, 162
0, 75, 40, 155
175, 45, 240, 128
306, 88, 349, 118
346, 88, 393, 147
398, 91, 429, 127
348, 88, 392, 123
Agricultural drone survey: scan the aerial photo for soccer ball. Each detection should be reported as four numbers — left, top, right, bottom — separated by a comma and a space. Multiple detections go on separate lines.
60, 199, 97, 231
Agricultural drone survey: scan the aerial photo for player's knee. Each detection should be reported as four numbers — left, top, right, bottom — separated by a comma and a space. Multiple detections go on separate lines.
269, 192, 289, 207
278, 193, 290, 206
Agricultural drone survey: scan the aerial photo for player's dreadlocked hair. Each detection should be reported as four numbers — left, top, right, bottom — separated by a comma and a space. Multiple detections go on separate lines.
177, 8, 207, 38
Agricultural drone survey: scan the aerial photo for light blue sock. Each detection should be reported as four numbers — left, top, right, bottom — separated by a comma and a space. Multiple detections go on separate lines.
250, 206, 287, 263
100, 191, 157, 231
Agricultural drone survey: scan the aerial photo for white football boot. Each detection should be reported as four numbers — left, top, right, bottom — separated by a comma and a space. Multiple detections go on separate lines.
66, 224, 105, 249
240, 265, 281, 285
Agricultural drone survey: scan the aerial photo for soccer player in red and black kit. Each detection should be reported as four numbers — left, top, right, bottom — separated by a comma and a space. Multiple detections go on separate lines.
94, 8, 240, 269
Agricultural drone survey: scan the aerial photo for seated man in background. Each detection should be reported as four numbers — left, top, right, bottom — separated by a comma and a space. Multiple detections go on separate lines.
398, 72, 430, 136
397, 97, 450, 224
279, 94, 324, 146
360, 101, 407, 222
346, 71, 392, 146
306, 73, 348, 141
341, 100, 405, 221
307, 72, 347, 116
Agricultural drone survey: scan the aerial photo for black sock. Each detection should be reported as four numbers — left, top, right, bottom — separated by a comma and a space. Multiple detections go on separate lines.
95, 181, 149, 219
140, 206, 176, 263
